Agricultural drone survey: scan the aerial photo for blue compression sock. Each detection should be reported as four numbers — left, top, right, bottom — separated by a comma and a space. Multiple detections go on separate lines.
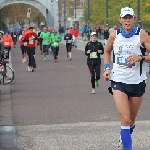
130, 124, 135, 134
121, 126, 132, 150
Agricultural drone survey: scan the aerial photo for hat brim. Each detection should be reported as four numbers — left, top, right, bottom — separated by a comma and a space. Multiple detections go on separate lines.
91, 34, 96, 37
120, 13, 134, 17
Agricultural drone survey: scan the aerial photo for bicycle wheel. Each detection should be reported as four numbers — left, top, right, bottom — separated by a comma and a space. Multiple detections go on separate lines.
3, 65, 14, 85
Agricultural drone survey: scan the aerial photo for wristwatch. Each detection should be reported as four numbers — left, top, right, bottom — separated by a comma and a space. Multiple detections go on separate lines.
138, 55, 145, 62
104, 67, 110, 72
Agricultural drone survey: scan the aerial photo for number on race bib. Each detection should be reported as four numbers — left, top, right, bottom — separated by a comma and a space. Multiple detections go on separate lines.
54, 42, 58, 46
5, 42, 9, 46
90, 52, 98, 58
67, 40, 72, 43
29, 40, 34, 44
117, 56, 135, 68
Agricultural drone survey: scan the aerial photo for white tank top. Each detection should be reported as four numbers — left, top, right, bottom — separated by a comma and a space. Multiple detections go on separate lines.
110, 27, 147, 84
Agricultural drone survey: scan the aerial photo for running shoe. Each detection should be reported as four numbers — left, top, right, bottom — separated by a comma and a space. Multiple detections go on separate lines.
91, 88, 95, 94
31, 67, 34, 72
22, 58, 26, 63
46, 55, 50, 61
69, 58, 72, 61
44, 58, 47, 61
95, 80, 99, 87
27, 66, 31, 71
24, 58, 27, 62
117, 140, 124, 150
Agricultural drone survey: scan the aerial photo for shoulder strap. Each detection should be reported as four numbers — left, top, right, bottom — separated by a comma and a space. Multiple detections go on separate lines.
135, 27, 141, 35
117, 29, 120, 35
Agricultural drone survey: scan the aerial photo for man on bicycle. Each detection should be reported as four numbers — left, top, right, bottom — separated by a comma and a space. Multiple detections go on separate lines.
1, 31, 14, 62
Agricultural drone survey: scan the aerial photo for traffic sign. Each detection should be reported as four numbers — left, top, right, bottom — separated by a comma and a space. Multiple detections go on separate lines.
28, 8, 31, 13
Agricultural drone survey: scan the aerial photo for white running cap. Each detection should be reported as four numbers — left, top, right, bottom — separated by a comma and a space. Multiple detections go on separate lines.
120, 7, 135, 17
90, 32, 96, 36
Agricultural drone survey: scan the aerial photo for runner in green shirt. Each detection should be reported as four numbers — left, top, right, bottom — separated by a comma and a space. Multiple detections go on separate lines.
51, 30, 62, 62
40, 27, 51, 61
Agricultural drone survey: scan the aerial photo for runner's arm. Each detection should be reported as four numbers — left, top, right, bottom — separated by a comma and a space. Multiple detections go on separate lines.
85, 43, 90, 56
140, 30, 150, 62
98, 42, 104, 55
104, 31, 116, 65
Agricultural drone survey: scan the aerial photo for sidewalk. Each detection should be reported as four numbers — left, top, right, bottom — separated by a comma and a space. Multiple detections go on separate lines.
0, 52, 17, 150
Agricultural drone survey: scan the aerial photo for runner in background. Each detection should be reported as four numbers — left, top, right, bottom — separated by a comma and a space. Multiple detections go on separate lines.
51, 30, 62, 62
24, 27, 38, 72
19, 30, 27, 63
11, 30, 17, 48
64, 29, 73, 60
37, 28, 43, 55
71, 27, 79, 48
1, 31, 14, 62
85, 32, 104, 94
40, 27, 51, 61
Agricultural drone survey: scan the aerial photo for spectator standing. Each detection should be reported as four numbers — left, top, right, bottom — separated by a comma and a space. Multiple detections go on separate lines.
96, 26, 101, 39
80, 25, 85, 39
104, 28, 109, 46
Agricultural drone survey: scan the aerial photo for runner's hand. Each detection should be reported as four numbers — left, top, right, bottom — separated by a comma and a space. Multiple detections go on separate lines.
127, 54, 140, 63
103, 70, 110, 81
87, 50, 91, 54
98, 50, 102, 53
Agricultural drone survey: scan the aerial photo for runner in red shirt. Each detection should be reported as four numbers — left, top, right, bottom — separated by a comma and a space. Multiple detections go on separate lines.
19, 30, 27, 63
71, 27, 79, 48
1, 31, 14, 62
24, 27, 38, 72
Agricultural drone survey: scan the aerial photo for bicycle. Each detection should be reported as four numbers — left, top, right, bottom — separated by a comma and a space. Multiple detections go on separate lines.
0, 49, 14, 85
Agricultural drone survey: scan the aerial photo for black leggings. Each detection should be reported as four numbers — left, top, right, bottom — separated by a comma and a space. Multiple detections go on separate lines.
88, 64, 101, 88
52, 47, 59, 59
20, 45, 26, 54
3, 47, 11, 59
27, 47, 36, 68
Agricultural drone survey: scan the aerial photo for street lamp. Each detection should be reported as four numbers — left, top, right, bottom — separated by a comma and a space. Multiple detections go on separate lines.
74, 0, 77, 18
106, 0, 108, 29
137, 0, 140, 27
64, 0, 67, 31
87, 0, 90, 40
74, 0, 77, 28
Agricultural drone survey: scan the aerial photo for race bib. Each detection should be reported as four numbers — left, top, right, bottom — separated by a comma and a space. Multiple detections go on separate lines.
67, 40, 72, 43
43, 39, 47, 43
54, 42, 58, 46
5, 42, 9, 46
13, 35, 16, 37
24, 42, 27, 46
90, 52, 98, 58
29, 40, 34, 44
117, 56, 135, 69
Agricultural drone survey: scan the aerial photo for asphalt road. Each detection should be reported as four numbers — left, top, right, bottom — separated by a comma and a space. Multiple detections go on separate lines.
0, 38, 150, 150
